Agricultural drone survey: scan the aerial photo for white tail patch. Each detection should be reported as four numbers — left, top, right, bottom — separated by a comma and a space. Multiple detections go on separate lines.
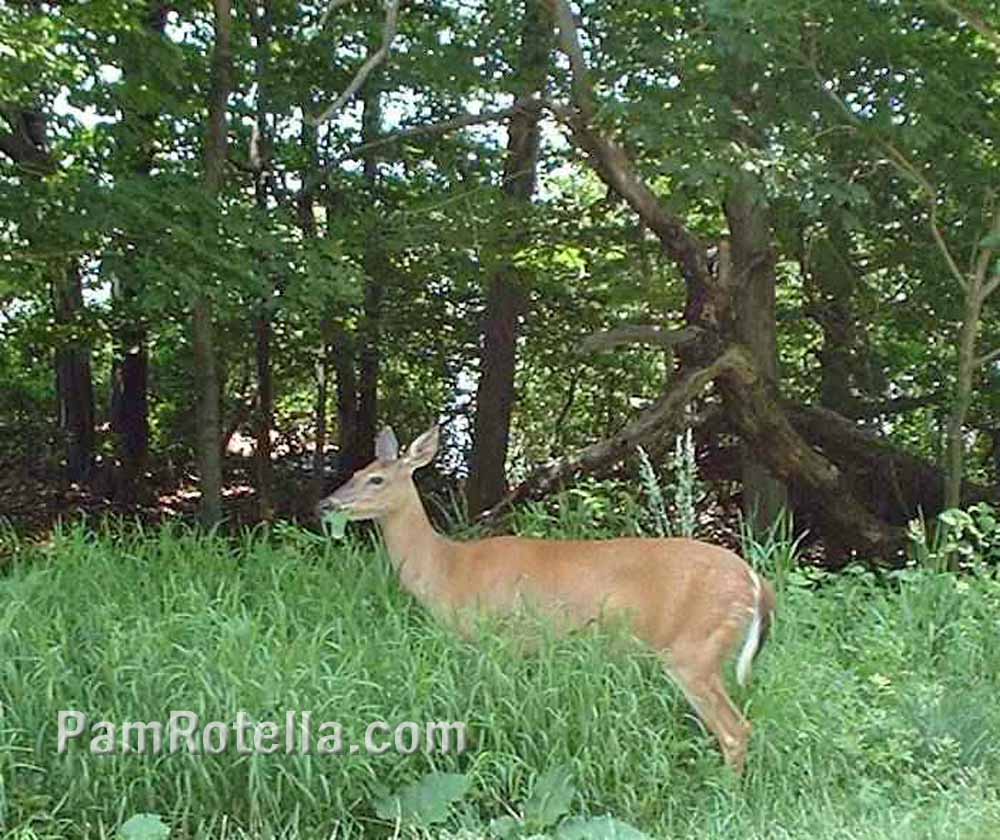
735, 569, 764, 688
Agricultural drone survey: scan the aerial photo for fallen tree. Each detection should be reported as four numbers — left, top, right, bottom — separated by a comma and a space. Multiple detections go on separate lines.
785, 404, 999, 523
479, 343, 923, 566
475, 1, 997, 567
476, 347, 739, 528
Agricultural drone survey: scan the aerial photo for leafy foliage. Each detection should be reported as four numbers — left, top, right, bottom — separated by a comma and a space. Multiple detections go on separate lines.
373, 772, 472, 828
2, 0, 996, 508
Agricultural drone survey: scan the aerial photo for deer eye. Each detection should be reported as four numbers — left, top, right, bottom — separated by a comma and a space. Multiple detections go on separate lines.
368, 476, 384, 485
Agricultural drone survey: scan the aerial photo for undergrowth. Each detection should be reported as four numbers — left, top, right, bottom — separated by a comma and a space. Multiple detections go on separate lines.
0, 494, 998, 838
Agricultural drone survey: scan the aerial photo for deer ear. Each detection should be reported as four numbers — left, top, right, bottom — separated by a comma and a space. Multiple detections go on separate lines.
405, 424, 440, 470
375, 426, 399, 461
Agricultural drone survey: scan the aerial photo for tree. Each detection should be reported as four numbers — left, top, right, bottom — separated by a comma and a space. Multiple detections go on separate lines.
107, 1, 168, 504
465, 0, 551, 517
193, 0, 234, 526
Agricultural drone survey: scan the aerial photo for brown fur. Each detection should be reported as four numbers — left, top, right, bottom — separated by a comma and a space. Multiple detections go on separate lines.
318, 425, 777, 773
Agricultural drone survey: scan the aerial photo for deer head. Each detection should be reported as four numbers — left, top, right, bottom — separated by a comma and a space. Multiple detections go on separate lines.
316, 425, 440, 521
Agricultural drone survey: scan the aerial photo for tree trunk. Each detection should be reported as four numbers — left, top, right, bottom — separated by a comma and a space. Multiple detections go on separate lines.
192, 299, 222, 526
355, 81, 385, 468
254, 310, 274, 520
109, 339, 148, 503
724, 172, 788, 529
312, 350, 329, 504
330, 326, 360, 478
466, 278, 526, 515
803, 225, 862, 416
944, 294, 982, 512
194, 0, 233, 527
465, 0, 549, 516
537, 0, 917, 561
943, 201, 999, 511
250, 0, 275, 521
109, 1, 166, 504
712, 348, 905, 564
52, 261, 95, 484
357, 275, 382, 467
0, 84, 95, 485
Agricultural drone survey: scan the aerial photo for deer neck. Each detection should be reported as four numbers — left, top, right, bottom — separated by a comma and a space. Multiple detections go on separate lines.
376, 484, 454, 603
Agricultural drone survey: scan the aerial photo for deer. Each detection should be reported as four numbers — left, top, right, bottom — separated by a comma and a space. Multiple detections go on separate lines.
316, 424, 777, 774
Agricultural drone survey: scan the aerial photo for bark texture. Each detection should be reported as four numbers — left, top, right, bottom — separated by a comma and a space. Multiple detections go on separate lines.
465, 0, 549, 516
251, 0, 275, 520
109, 0, 166, 503
193, 0, 233, 526
53, 262, 96, 483
724, 172, 788, 528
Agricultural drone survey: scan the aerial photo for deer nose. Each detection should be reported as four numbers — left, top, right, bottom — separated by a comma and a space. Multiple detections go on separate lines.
315, 496, 343, 517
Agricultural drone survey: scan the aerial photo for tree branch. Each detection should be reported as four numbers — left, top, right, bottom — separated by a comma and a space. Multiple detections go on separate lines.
307, 0, 399, 127
339, 102, 530, 163
318, 0, 355, 30
539, 0, 711, 295
545, 99, 711, 293
301, 102, 531, 196
850, 392, 944, 419
974, 203, 1000, 299
543, 0, 595, 121
476, 347, 740, 526
935, 0, 1000, 51
975, 346, 1000, 369
579, 324, 703, 354
0, 106, 55, 175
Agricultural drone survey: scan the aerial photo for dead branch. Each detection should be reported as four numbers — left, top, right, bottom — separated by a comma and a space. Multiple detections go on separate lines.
543, 0, 595, 121
308, 0, 400, 126
580, 324, 703, 354
476, 347, 740, 527
302, 102, 532, 196
338, 102, 533, 163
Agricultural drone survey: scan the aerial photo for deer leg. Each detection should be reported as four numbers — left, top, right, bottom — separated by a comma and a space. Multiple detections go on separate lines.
702, 674, 751, 773
665, 656, 751, 774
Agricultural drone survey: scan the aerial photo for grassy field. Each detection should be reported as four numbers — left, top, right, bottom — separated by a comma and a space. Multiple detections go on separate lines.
1, 515, 999, 839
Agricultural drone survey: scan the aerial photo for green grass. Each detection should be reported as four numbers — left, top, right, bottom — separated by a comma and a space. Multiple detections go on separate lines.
1, 518, 1000, 839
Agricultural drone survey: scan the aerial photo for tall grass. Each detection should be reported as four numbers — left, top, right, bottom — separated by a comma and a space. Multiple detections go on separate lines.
636, 430, 705, 539
1, 513, 999, 839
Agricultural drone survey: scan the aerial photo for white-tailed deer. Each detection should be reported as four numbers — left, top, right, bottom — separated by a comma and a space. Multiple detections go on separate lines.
317, 424, 776, 773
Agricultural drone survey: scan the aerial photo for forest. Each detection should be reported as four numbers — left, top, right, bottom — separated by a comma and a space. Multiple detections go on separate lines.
2, 0, 1000, 838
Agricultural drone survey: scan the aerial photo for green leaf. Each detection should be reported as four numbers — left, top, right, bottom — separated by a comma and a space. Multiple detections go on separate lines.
979, 232, 1000, 250
321, 510, 350, 540
489, 815, 526, 839
119, 814, 170, 840
373, 771, 471, 827
555, 815, 653, 839
523, 765, 576, 830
